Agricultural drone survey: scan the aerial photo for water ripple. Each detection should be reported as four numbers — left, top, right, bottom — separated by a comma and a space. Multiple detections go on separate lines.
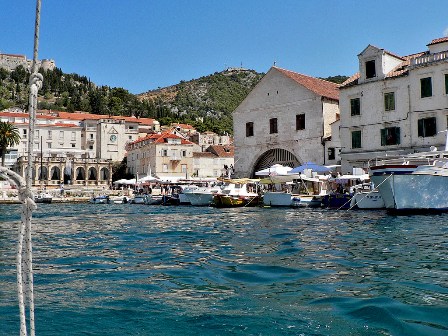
1, 204, 447, 335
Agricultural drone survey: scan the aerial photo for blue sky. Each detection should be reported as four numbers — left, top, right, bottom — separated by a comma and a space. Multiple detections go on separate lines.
1, 1, 447, 94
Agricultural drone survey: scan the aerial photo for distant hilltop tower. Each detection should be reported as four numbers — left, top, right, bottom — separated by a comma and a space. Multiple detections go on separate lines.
0, 52, 56, 71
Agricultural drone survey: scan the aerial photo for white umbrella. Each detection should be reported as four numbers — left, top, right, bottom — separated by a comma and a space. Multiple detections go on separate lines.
138, 175, 160, 183
113, 179, 128, 185
255, 164, 292, 176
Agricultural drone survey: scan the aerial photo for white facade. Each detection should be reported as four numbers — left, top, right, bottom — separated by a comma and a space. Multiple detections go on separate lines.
233, 66, 339, 177
339, 38, 448, 172
126, 131, 200, 180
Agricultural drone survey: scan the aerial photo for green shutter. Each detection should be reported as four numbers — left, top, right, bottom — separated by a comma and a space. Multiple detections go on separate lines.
445, 74, 448, 94
421, 77, 432, 98
381, 129, 387, 146
418, 119, 424, 137
395, 127, 400, 145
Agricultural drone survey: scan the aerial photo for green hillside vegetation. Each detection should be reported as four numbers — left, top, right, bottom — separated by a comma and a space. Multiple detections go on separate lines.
0, 65, 347, 135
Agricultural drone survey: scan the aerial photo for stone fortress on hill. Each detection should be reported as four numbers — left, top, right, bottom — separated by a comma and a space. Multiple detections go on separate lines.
0, 52, 55, 71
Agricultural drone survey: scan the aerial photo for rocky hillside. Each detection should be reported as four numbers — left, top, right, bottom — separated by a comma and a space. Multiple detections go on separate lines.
137, 68, 264, 134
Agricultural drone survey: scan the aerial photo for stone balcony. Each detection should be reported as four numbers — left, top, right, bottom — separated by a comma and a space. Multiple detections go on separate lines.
410, 51, 448, 68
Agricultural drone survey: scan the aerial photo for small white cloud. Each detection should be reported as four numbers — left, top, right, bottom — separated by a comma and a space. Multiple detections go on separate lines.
444, 27, 448, 37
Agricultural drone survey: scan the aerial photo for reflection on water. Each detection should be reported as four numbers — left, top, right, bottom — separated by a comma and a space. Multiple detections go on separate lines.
1, 204, 447, 335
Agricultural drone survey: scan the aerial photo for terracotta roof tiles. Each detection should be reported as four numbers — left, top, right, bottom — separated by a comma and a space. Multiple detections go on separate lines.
274, 67, 339, 101
427, 37, 448, 46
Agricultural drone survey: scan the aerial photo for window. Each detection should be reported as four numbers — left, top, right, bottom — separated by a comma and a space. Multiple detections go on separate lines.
445, 74, 448, 94
351, 130, 362, 149
381, 127, 401, 146
23, 129, 27, 139
384, 92, 395, 111
71, 132, 76, 141
35, 130, 39, 139
182, 150, 187, 157
350, 98, 361, 116
328, 148, 335, 160
48, 130, 52, 139
269, 118, 278, 134
47, 142, 52, 149
89, 145, 93, 150
162, 164, 168, 172
418, 117, 437, 137
71, 143, 76, 148
90, 133, 94, 139
420, 77, 432, 98
365, 60, 376, 79
181, 164, 187, 173
59, 131, 64, 139
296, 114, 305, 130
246, 122, 254, 137
161, 149, 168, 156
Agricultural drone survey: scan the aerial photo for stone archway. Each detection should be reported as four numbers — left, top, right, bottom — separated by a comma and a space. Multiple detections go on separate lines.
76, 167, 86, 181
100, 167, 109, 181
50, 166, 61, 181
251, 148, 300, 177
88, 167, 97, 181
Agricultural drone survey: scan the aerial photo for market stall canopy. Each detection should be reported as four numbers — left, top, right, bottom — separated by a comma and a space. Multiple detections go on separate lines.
255, 164, 292, 176
289, 162, 331, 174
138, 175, 160, 183
113, 178, 137, 185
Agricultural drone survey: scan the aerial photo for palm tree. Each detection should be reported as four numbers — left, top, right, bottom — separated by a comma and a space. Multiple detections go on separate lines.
0, 121, 21, 166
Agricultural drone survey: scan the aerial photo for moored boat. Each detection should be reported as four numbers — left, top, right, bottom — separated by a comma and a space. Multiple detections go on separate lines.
34, 192, 53, 204
369, 149, 448, 211
89, 195, 110, 204
213, 179, 260, 208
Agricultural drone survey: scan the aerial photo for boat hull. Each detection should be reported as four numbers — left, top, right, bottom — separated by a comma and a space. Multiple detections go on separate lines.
374, 174, 448, 210
213, 194, 261, 208
184, 192, 214, 206
350, 191, 385, 209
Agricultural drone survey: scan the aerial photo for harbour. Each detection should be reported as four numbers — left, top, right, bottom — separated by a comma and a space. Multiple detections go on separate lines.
1, 203, 447, 335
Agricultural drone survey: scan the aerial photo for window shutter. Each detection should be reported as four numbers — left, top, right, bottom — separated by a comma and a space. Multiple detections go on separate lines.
418, 119, 424, 137
395, 127, 400, 145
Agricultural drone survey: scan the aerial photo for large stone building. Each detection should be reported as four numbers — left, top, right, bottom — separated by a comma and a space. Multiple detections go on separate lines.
0, 52, 55, 71
339, 37, 448, 172
0, 109, 160, 187
233, 66, 340, 177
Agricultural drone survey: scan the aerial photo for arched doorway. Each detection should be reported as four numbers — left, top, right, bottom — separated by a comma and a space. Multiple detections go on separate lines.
76, 167, 85, 181
88, 167, 97, 181
252, 148, 300, 177
50, 166, 61, 181
100, 167, 109, 181
38, 166, 48, 180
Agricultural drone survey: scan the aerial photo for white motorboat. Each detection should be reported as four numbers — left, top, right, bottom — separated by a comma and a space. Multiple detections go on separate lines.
369, 148, 448, 211
350, 191, 385, 209
130, 194, 149, 204
183, 185, 223, 206
110, 196, 131, 204
89, 195, 110, 204
34, 192, 53, 204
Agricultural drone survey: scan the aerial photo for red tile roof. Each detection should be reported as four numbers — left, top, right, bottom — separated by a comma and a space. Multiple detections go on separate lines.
427, 37, 448, 46
207, 145, 234, 157
273, 67, 339, 101
130, 131, 195, 147
172, 123, 195, 130
193, 152, 216, 158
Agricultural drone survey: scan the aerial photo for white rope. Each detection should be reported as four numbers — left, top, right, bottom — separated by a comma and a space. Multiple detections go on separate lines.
0, 168, 36, 336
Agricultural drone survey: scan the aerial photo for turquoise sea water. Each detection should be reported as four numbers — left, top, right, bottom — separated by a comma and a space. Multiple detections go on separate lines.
0, 204, 447, 336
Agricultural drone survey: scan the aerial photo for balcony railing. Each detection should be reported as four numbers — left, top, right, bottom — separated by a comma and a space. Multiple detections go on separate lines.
410, 51, 448, 67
